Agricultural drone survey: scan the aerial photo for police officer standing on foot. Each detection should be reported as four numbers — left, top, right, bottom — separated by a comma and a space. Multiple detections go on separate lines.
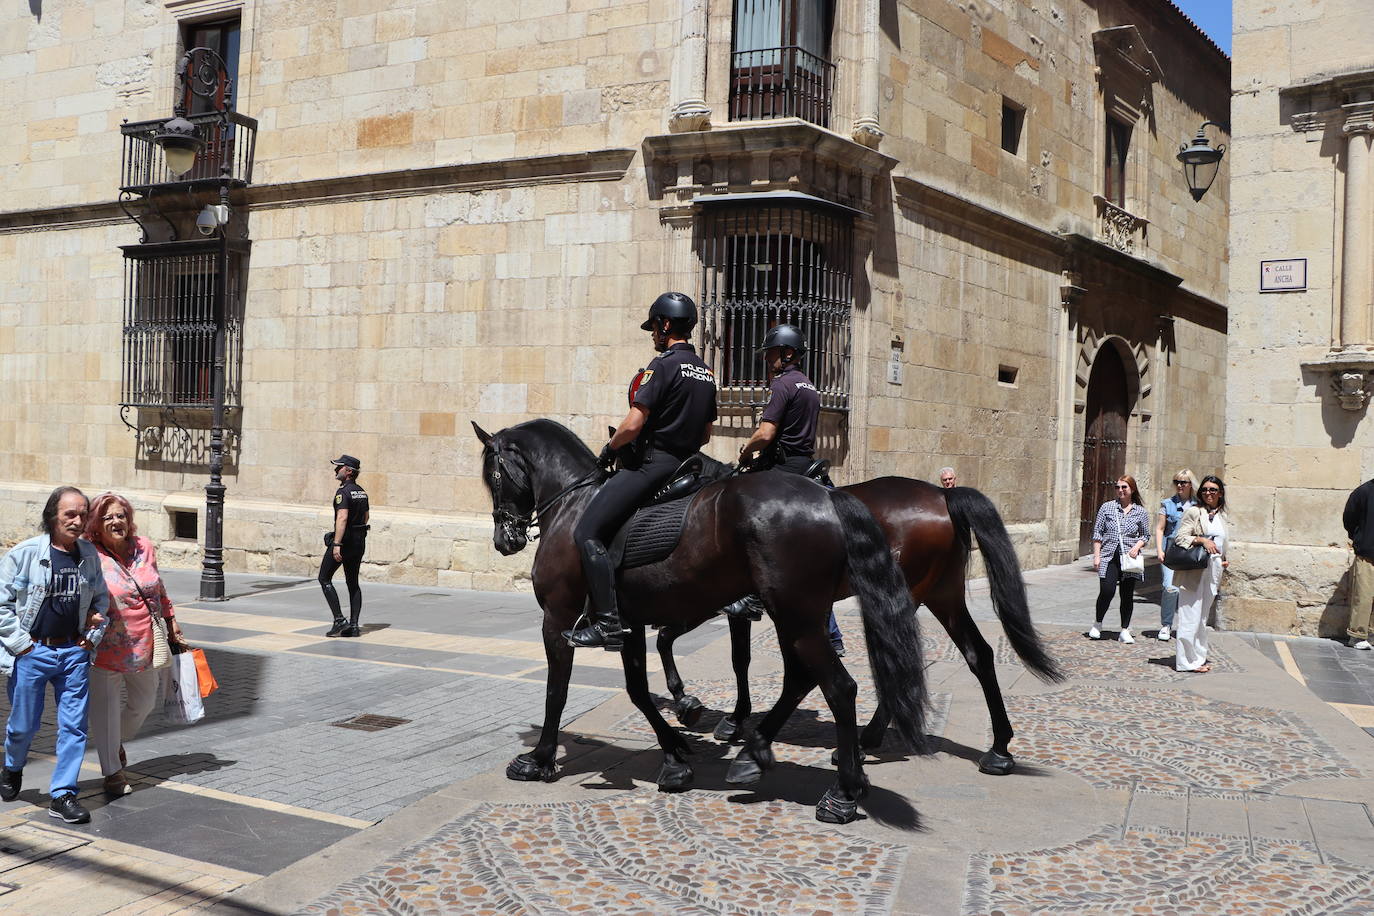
564, 292, 718, 651
322, 455, 370, 637
729, 324, 845, 654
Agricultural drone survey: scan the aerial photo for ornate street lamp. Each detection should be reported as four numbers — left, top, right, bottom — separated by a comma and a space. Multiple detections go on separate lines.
1177, 121, 1227, 202
152, 47, 237, 601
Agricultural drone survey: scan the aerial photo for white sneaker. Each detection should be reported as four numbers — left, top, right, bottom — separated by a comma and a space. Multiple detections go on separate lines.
1351, 638, 1372, 651
1158, 626, 1171, 641
1088, 625, 1101, 640
1119, 629, 1135, 644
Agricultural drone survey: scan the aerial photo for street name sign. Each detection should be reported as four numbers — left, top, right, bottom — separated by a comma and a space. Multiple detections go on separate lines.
1260, 258, 1307, 292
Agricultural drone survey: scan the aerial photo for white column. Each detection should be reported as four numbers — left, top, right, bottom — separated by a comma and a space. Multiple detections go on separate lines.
851, 0, 883, 147
1340, 97, 1374, 350
670, 0, 712, 132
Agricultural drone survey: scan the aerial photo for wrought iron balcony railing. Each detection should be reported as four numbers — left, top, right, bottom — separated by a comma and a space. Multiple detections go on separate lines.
729, 45, 835, 129
120, 110, 257, 195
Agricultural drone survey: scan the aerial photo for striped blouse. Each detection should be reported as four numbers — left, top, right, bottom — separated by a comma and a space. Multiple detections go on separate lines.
1091, 500, 1152, 579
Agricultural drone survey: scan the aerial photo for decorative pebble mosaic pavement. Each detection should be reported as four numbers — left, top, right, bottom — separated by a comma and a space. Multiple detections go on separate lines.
1002, 684, 1362, 792
749, 613, 965, 665
964, 824, 1374, 915
996, 629, 1241, 680
300, 792, 909, 916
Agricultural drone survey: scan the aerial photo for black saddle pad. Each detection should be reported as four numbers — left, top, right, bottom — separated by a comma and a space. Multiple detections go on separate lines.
610, 492, 697, 570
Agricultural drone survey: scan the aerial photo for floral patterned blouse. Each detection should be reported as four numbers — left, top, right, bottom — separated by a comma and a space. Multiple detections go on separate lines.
93, 536, 175, 674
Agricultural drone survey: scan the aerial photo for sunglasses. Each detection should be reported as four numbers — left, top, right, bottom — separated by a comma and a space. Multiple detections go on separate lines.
1199, 487, 1220, 494
1115, 485, 1131, 490
1173, 480, 1190, 486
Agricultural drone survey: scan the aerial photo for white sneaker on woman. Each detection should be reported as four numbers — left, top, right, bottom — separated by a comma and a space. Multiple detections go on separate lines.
1350, 638, 1372, 650
1088, 625, 1102, 639
1158, 626, 1171, 641
1119, 629, 1135, 644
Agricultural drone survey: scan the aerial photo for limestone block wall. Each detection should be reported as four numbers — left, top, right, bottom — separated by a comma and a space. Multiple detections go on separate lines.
1227, 0, 1374, 636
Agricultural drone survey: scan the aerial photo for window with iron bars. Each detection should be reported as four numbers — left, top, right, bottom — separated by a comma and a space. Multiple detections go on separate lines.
696, 202, 853, 411
730, 0, 835, 127
120, 240, 247, 411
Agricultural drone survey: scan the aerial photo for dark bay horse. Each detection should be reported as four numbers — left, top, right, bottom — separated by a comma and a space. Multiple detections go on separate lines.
473, 419, 932, 823
656, 475, 1065, 775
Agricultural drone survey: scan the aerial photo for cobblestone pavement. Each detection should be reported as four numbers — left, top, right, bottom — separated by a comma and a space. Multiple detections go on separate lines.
2, 560, 1372, 914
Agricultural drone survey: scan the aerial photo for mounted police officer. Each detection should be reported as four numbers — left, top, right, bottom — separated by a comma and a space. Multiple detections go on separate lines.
564, 292, 718, 651
322, 454, 370, 638
728, 324, 845, 653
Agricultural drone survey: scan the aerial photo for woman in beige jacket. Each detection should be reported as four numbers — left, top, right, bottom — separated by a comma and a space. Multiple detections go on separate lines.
1172, 475, 1229, 672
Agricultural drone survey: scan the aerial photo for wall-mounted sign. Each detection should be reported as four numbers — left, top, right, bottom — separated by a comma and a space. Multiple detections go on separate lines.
887, 340, 903, 385
1260, 258, 1307, 292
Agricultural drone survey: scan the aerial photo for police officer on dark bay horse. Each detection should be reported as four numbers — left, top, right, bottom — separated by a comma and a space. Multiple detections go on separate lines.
322, 454, 370, 637
564, 292, 718, 651
726, 324, 844, 652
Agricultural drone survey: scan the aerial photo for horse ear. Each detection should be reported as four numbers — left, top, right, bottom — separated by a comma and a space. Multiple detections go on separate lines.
472, 421, 493, 445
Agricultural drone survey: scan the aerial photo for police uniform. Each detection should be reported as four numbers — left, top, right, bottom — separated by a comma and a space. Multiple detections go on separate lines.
574, 342, 717, 547
756, 363, 821, 475
320, 455, 370, 636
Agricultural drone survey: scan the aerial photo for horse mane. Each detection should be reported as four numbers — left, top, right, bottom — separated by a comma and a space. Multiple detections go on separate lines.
506, 418, 597, 461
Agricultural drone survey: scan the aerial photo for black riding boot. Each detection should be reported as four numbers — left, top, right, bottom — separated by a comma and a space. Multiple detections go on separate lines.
720, 594, 765, 621
564, 540, 629, 651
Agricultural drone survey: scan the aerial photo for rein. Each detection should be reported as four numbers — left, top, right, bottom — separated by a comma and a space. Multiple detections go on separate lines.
492, 453, 601, 542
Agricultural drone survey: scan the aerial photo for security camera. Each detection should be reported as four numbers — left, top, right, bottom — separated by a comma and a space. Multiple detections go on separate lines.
196, 204, 228, 236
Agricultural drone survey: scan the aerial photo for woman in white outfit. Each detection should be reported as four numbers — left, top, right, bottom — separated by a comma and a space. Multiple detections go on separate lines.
1172, 475, 1228, 672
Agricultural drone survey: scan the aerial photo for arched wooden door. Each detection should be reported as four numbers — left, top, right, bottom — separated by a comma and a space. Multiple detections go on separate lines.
1079, 345, 1131, 554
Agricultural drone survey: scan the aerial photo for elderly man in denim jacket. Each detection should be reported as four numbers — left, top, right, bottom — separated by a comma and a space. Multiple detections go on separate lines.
0, 486, 110, 824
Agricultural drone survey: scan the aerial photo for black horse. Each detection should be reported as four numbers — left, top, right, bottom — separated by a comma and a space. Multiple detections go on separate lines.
656, 476, 1065, 775
473, 419, 931, 823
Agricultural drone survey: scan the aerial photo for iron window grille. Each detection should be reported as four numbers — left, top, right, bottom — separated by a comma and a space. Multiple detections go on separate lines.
697, 201, 853, 411
120, 240, 248, 411
730, 0, 835, 128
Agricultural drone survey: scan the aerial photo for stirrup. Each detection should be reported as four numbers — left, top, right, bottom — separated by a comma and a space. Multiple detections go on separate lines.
564, 622, 628, 651
721, 595, 764, 621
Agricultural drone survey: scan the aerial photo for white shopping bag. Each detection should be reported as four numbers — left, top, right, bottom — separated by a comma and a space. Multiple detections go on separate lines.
162, 651, 205, 725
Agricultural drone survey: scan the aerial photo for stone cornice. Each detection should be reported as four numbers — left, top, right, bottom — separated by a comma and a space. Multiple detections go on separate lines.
1282, 68, 1374, 134
0, 149, 638, 233
891, 176, 1061, 255
644, 120, 895, 176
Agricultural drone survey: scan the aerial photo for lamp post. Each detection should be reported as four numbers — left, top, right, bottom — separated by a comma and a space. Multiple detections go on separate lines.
1177, 121, 1227, 202
154, 47, 235, 601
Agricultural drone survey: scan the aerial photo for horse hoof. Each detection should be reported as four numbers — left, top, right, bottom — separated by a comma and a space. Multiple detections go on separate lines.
815, 787, 863, 824
675, 696, 705, 728
656, 759, 694, 792
506, 753, 556, 782
725, 753, 763, 786
713, 717, 744, 743
978, 750, 1015, 776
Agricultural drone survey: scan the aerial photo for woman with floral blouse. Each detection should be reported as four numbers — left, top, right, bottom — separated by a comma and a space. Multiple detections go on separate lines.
83, 492, 184, 797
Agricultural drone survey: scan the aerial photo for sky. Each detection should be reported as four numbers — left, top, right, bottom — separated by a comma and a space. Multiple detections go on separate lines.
1168, 0, 1232, 55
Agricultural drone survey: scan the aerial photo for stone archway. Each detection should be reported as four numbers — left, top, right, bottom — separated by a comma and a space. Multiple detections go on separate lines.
1078, 343, 1134, 554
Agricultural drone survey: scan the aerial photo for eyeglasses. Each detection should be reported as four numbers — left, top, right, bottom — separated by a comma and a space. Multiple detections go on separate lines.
1173, 480, 1189, 486
1199, 487, 1220, 494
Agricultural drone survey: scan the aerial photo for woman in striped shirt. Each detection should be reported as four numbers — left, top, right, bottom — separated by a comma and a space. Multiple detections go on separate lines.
1089, 475, 1151, 643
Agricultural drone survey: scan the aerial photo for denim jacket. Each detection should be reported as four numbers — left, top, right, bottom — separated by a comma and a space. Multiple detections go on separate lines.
0, 534, 110, 674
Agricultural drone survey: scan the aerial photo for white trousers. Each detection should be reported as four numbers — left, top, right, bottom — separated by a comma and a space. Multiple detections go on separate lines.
1174, 557, 1222, 671
88, 666, 160, 777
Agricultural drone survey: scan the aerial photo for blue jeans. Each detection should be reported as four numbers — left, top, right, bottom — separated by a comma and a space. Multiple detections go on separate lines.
5, 644, 91, 797
827, 611, 843, 646
1160, 563, 1178, 628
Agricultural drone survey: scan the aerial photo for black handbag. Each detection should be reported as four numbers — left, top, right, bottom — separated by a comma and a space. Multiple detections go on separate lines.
1163, 540, 1209, 571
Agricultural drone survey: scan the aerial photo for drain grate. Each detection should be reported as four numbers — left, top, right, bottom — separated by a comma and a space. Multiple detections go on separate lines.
331, 714, 411, 732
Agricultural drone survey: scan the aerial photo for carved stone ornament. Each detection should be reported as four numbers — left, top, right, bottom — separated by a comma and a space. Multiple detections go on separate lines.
1093, 195, 1148, 254
1333, 371, 1373, 410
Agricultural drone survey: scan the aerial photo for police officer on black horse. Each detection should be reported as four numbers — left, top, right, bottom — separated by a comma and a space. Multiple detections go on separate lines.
564, 292, 718, 651
727, 324, 844, 653
322, 454, 370, 637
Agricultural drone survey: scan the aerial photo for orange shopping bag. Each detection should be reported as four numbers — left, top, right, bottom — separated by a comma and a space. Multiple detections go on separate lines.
191, 648, 218, 698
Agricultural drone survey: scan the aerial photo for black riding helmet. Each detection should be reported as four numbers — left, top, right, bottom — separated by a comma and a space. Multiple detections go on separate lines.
758, 323, 806, 358
641, 291, 697, 334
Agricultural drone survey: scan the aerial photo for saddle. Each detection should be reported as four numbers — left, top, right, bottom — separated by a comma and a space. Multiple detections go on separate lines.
804, 459, 834, 487
609, 455, 713, 570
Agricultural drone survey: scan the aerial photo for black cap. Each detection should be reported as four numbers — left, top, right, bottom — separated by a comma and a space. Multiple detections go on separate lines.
330, 454, 361, 470
641, 291, 698, 332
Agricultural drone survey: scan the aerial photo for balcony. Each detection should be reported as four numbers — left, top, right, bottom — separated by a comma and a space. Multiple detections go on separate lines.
120, 110, 258, 195
730, 45, 835, 129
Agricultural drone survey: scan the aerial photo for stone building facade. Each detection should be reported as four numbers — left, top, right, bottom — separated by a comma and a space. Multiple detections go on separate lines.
0, 0, 1228, 588
1226, 0, 1374, 635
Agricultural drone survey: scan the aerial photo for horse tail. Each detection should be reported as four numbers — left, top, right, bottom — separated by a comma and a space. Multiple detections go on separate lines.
944, 487, 1065, 683
829, 489, 931, 753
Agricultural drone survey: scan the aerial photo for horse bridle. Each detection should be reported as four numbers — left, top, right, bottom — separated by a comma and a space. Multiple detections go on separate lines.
487, 444, 601, 543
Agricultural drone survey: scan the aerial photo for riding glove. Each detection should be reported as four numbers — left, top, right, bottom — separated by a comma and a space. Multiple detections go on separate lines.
597, 442, 617, 471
